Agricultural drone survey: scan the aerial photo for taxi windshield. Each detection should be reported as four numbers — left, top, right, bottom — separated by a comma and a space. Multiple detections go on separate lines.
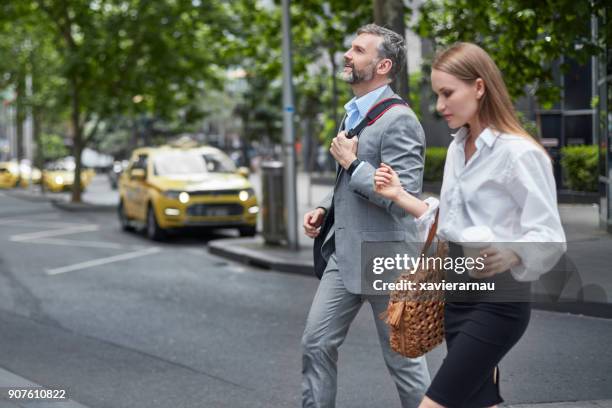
153, 150, 236, 176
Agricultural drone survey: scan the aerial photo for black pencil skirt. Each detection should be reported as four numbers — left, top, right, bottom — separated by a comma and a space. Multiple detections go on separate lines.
425, 243, 532, 407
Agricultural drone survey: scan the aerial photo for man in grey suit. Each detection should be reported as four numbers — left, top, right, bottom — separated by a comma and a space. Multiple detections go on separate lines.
301, 24, 430, 408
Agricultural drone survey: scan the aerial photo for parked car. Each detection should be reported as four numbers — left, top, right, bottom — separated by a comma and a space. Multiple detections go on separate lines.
42, 159, 95, 192
118, 144, 258, 240
0, 160, 42, 188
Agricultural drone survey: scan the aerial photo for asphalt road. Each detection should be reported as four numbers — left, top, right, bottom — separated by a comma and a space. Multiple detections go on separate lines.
0, 191, 611, 408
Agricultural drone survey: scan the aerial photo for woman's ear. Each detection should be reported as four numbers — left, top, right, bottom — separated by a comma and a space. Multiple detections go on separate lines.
475, 78, 485, 99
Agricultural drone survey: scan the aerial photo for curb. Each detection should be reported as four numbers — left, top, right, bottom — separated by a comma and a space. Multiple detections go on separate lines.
4, 190, 55, 203
208, 237, 612, 319
51, 200, 116, 213
5, 190, 116, 212
208, 237, 313, 276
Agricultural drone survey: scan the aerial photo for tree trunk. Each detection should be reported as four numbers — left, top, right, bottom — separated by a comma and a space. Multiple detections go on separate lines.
70, 75, 83, 203
31, 69, 45, 194
328, 48, 339, 131
15, 71, 26, 162
373, 0, 410, 102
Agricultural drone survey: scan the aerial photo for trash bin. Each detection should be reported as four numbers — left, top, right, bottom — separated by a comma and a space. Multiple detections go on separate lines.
261, 160, 286, 245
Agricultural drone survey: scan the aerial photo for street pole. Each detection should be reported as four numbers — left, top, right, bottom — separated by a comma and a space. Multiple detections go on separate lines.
281, 0, 298, 250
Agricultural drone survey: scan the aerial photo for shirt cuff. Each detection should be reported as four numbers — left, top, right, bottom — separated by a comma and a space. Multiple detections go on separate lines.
417, 197, 439, 221
350, 161, 365, 177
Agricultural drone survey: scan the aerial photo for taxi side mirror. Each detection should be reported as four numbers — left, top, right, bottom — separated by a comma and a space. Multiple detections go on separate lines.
131, 168, 146, 181
237, 166, 250, 178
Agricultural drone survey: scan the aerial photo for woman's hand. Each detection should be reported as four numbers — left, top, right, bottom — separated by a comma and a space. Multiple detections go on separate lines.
473, 247, 521, 278
374, 163, 403, 201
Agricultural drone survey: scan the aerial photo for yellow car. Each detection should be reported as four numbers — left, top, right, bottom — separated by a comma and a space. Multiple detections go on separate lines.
0, 161, 42, 188
118, 145, 258, 240
42, 161, 94, 192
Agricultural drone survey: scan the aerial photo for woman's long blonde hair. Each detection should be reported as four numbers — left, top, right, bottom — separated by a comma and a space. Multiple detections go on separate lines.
432, 42, 535, 141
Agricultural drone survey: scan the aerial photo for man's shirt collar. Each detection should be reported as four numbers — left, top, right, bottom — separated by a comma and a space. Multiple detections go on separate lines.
344, 85, 389, 119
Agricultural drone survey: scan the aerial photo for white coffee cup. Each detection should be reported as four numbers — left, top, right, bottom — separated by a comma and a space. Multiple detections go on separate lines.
460, 226, 494, 277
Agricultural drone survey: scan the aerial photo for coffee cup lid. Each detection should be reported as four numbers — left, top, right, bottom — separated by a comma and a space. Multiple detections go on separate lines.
460, 226, 494, 246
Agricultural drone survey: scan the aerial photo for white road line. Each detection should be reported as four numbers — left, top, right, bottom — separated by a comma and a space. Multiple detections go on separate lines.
0, 218, 24, 226
10, 225, 99, 242
30, 238, 144, 250
46, 247, 161, 275
1, 219, 90, 229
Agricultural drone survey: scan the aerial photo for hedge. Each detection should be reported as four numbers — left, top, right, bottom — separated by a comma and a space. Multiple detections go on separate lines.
560, 145, 598, 192
424, 147, 447, 182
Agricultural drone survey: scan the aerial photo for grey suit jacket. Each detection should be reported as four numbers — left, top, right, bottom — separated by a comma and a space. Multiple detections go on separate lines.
317, 87, 426, 294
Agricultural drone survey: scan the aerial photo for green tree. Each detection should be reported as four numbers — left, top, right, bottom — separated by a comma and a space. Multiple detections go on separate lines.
417, 0, 609, 107
0, 0, 234, 202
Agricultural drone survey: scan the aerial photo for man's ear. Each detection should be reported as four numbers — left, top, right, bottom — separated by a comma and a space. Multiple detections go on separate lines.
377, 58, 393, 76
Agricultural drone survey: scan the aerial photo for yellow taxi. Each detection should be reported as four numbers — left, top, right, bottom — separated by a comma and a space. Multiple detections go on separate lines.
42, 160, 95, 192
118, 144, 259, 240
0, 161, 42, 188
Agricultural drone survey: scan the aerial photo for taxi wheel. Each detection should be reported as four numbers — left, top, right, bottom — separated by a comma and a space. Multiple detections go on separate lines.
239, 226, 257, 237
118, 200, 134, 231
146, 205, 166, 241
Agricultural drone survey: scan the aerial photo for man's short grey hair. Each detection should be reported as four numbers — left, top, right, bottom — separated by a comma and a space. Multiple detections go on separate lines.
357, 24, 406, 80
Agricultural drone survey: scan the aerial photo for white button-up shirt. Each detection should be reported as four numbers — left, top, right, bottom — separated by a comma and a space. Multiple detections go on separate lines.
419, 127, 566, 281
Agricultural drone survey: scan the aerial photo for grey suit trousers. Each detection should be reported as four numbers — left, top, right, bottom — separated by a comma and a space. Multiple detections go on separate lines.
302, 253, 431, 408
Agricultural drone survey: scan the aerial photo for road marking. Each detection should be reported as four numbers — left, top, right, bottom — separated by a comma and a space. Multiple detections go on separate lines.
0, 218, 92, 229
46, 247, 161, 275
10, 224, 99, 242
0, 219, 24, 226
30, 238, 144, 250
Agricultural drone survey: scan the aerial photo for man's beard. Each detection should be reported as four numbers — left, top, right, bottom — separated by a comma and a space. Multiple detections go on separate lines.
339, 59, 378, 84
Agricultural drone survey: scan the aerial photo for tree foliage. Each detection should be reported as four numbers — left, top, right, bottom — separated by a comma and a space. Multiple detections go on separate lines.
417, 0, 609, 107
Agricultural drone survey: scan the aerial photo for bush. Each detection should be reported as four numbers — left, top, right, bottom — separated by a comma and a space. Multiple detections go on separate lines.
424, 147, 447, 182
560, 145, 598, 192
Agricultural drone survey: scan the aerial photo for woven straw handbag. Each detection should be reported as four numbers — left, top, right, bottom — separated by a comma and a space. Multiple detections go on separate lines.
380, 210, 447, 358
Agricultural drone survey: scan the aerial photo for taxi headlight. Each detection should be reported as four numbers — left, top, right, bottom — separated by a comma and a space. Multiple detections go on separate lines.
163, 190, 190, 203
178, 192, 190, 203
239, 188, 255, 202
55, 176, 64, 184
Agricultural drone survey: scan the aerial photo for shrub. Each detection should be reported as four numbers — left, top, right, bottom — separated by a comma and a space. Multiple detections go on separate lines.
424, 147, 447, 182
560, 145, 598, 192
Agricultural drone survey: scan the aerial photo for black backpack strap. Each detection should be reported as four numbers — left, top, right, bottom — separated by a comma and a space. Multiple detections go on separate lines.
346, 98, 408, 139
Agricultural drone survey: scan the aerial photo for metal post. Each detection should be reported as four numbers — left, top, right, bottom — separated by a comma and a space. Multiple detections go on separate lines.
281, 0, 298, 250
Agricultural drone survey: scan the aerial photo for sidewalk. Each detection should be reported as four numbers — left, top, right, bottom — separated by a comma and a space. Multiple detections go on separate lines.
209, 171, 612, 318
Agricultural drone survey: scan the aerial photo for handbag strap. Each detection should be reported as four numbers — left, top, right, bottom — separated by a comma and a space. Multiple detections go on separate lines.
420, 209, 439, 256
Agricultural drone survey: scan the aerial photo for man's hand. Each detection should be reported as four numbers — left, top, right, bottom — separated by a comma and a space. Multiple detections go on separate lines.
303, 207, 326, 238
330, 131, 358, 169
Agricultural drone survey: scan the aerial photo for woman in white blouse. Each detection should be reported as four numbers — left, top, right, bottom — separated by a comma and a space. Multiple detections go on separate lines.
374, 42, 566, 408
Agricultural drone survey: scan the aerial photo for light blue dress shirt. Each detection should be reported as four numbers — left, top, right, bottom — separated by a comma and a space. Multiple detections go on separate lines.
342, 85, 389, 176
